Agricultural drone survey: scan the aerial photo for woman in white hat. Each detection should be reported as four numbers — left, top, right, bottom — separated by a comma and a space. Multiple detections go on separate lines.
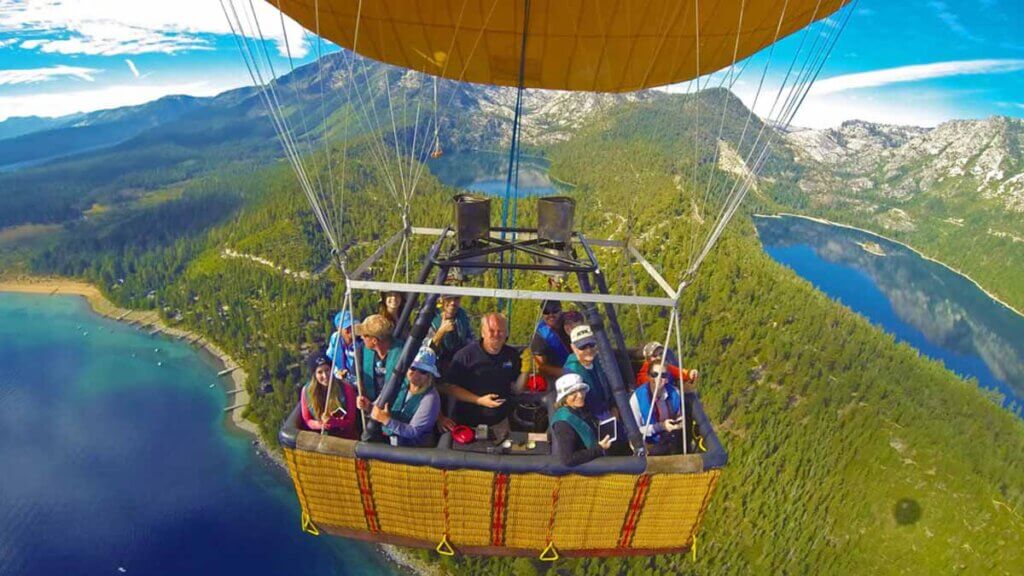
549, 373, 613, 467
357, 347, 441, 447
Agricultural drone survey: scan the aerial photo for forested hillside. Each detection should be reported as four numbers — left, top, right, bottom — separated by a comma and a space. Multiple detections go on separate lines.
14, 80, 1024, 575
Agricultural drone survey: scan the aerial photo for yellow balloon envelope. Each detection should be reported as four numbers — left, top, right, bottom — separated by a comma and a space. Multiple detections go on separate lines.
271, 0, 849, 92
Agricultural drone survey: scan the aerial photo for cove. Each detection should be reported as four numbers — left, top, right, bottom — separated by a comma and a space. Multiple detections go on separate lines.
428, 150, 557, 197
755, 215, 1024, 416
0, 293, 397, 575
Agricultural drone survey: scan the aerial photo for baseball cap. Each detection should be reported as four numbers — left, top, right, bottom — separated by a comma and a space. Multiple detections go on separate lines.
570, 325, 597, 348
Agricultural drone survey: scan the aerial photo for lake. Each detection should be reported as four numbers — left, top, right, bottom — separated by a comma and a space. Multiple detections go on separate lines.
755, 215, 1024, 416
427, 150, 557, 197
0, 293, 398, 575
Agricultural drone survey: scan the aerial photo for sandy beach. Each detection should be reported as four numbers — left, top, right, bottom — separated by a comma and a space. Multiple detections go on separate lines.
0, 275, 258, 439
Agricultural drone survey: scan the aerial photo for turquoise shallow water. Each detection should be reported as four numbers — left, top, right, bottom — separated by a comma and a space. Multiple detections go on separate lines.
0, 293, 397, 575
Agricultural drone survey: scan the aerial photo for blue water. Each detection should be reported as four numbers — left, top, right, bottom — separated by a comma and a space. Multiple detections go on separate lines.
464, 178, 555, 197
427, 150, 558, 197
756, 216, 1024, 416
0, 294, 397, 576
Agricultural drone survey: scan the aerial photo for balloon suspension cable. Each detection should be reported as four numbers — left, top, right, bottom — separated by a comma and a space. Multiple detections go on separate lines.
672, 305, 689, 454
321, 288, 351, 436
684, 0, 857, 283
498, 0, 531, 313
641, 307, 677, 452
220, 0, 340, 253
344, 282, 368, 432
431, 76, 442, 158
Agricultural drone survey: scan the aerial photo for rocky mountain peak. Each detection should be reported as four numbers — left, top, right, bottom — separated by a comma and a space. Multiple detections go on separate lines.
786, 115, 1024, 212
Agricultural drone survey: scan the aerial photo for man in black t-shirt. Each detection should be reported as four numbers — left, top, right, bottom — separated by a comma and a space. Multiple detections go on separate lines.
439, 312, 520, 438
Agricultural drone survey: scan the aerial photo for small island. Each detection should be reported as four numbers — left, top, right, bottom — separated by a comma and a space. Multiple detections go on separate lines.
856, 240, 886, 256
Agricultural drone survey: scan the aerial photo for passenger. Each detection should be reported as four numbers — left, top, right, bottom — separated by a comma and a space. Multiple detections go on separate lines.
300, 351, 358, 438
529, 300, 572, 382
550, 373, 613, 467
635, 341, 698, 390
561, 310, 585, 337
427, 294, 474, 371
325, 310, 357, 382
354, 314, 405, 400
357, 347, 441, 447
562, 325, 612, 419
438, 312, 521, 440
378, 291, 406, 332
630, 362, 684, 455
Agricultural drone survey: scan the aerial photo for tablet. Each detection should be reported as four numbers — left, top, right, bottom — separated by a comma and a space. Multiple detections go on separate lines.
598, 416, 617, 442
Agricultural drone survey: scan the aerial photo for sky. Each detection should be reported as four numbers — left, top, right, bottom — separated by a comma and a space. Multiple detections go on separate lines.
0, 0, 1022, 129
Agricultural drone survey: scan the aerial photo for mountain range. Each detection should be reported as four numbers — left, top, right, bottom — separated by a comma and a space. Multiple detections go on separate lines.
1, 51, 1021, 309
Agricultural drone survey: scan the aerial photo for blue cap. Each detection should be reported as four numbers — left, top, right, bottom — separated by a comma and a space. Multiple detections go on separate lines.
334, 310, 353, 329
410, 346, 440, 378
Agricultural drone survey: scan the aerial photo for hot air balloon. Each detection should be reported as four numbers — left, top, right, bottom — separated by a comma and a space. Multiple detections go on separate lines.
220, 0, 855, 559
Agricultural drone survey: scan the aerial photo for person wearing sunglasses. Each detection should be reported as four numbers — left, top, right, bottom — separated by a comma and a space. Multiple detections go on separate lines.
629, 361, 684, 455
561, 325, 612, 420
357, 347, 441, 447
635, 341, 699, 391
529, 300, 571, 380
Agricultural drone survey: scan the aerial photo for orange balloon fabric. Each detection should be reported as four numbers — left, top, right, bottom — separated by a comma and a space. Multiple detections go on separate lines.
272, 0, 849, 93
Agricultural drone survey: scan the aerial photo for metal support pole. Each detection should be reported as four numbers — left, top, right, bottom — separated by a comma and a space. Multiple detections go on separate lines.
392, 228, 449, 340
364, 266, 449, 441
577, 272, 645, 456
590, 268, 635, 386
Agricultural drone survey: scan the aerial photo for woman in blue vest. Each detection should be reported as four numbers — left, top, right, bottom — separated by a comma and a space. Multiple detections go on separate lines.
629, 362, 684, 455
549, 373, 613, 467
358, 347, 441, 447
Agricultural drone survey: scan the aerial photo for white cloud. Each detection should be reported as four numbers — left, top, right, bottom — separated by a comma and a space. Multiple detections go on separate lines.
790, 93, 956, 129
0, 78, 248, 121
928, 1, 982, 43
0, 0, 309, 57
125, 59, 141, 79
811, 59, 1024, 95
0, 65, 101, 85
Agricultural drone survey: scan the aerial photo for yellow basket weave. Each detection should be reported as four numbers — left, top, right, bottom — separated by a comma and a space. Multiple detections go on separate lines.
284, 433, 721, 557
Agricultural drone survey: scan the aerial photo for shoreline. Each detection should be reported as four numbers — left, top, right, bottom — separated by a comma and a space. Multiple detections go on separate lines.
0, 275, 280, 467
0, 275, 428, 573
755, 213, 1024, 320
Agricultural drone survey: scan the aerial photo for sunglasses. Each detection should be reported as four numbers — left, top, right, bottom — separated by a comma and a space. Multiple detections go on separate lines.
410, 366, 430, 375
577, 342, 597, 351
649, 371, 666, 379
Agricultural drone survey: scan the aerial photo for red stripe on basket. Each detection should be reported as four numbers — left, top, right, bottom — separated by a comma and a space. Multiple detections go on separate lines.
356, 458, 380, 533
618, 474, 652, 548
491, 473, 510, 546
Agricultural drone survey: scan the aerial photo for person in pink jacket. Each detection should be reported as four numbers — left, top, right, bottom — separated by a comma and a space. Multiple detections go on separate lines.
300, 351, 358, 439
